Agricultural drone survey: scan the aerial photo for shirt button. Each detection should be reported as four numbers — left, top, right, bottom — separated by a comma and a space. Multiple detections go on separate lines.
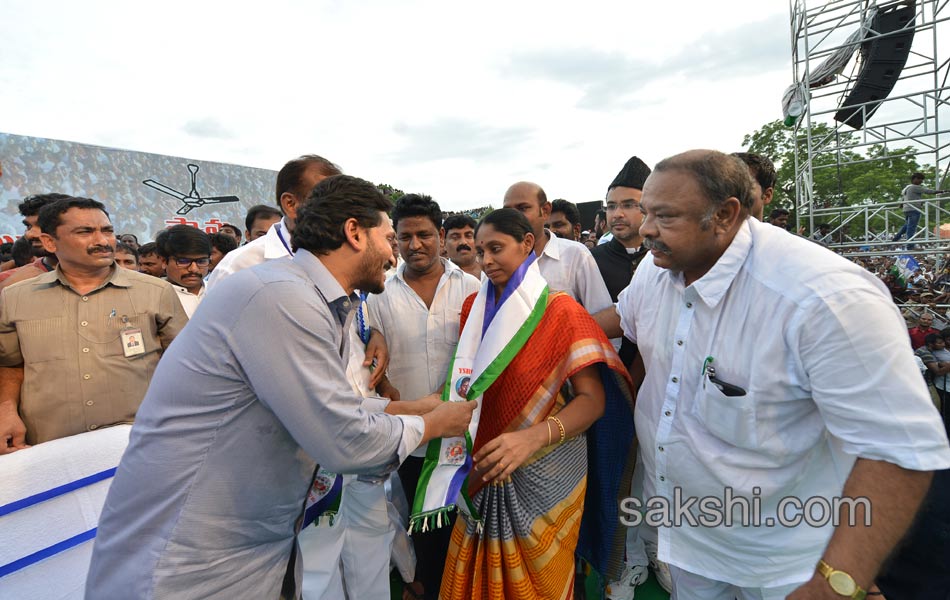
83, 374, 91, 380
86, 400, 94, 406
659, 475, 666, 481
80, 321, 88, 327
81, 296, 89, 302
658, 446, 664, 452
88, 424, 98, 431
665, 410, 672, 416
677, 340, 683, 346
686, 302, 693, 308
82, 347, 90, 353
671, 376, 678, 383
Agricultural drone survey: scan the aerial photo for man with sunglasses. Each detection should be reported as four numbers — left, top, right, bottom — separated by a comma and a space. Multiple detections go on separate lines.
156, 225, 212, 318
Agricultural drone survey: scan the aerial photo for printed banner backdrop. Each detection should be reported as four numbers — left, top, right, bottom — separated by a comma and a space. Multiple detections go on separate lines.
0, 132, 277, 243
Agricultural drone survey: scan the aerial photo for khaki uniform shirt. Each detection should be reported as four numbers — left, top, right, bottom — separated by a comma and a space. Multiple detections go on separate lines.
0, 266, 188, 444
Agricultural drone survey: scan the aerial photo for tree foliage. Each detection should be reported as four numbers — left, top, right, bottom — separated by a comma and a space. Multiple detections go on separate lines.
741, 119, 935, 236
376, 183, 405, 204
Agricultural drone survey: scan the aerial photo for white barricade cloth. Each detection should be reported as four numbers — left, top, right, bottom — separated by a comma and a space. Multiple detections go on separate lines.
0, 425, 131, 600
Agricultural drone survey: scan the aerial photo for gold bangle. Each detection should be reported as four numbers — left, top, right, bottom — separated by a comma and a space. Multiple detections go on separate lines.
546, 419, 553, 446
547, 416, 565, 444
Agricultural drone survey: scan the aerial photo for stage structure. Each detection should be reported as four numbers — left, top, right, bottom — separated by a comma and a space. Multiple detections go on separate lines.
786, 0, 949, 256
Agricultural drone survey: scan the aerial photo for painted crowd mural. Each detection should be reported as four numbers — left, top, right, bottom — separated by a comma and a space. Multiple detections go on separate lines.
0, 132, 277, 243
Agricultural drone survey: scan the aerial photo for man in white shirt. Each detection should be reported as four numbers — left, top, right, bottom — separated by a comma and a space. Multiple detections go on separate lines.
503, 181, 612, 314
156, 224, 210, 318
596, 150, 950, 599
208, 155, 342, 288
367, 194, 480, 600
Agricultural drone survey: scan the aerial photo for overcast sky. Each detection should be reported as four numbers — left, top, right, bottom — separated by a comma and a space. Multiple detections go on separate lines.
0, 0, 793, 211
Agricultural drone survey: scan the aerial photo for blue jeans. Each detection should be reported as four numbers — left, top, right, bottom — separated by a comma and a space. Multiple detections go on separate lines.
893, 210, 922, 246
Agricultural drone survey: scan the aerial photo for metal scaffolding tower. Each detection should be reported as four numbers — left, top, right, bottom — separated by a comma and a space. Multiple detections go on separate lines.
788, 0, 950, 255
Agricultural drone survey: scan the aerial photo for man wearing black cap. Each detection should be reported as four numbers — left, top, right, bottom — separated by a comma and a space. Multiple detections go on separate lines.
591, 156, 650, 332
591, 156, 674, 600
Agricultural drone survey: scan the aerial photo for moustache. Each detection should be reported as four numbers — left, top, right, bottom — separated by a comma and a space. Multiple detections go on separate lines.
642, 237, 672, 255
610, 220, 630, 228
88, 245, 114, 255
455, 245, 471, 252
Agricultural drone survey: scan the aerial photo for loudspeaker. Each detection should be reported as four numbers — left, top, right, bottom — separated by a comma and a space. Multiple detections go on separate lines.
835, 2, 915, 129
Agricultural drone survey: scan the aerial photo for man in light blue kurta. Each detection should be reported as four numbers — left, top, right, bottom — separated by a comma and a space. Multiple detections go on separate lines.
85, 175, 475, 600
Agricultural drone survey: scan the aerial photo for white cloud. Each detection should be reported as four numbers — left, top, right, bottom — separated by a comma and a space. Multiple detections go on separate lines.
0, 0, 794, 211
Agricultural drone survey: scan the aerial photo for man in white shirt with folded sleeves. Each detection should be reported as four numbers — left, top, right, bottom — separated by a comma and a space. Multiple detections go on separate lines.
367, 193, 480, 600
596, 150, 950, 600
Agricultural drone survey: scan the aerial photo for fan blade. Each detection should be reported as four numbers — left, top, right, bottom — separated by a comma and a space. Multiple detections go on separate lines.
143, 179, 187, 200
176, 202, 198, 215
202, 196, 240, 204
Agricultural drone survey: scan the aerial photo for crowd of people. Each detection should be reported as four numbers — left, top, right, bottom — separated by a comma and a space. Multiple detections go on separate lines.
1, 150, 949, 600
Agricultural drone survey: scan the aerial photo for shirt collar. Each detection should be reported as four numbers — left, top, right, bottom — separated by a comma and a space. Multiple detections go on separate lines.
264, 217, 293, 259
39, 264, 131, 292
169, 282, 206, 297
292, 249, 358, 326
686, 218, 753, 309
393, 257, 458, 285
539, 230, 561, 261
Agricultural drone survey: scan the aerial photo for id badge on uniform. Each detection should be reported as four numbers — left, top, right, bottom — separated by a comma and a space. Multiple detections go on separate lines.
121, 327, 145, 358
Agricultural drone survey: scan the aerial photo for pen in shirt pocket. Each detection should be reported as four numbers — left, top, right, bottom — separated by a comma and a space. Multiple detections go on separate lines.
702, 356, 747, 397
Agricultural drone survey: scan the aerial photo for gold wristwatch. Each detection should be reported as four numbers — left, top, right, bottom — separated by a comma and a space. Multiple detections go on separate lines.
816, 560, 867, 600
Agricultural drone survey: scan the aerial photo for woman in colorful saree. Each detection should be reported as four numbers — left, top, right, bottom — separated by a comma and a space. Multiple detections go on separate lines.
435, 208, 637, 599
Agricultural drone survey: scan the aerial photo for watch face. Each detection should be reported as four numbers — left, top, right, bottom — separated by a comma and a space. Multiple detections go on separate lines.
829, 571, 857, 595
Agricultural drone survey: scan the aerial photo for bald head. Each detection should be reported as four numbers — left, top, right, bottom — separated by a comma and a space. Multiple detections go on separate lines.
503, 181, 550, 250
504, 182, 547, 207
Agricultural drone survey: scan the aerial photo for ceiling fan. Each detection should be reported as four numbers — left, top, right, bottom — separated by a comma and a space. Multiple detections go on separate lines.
143, 163, 239, 215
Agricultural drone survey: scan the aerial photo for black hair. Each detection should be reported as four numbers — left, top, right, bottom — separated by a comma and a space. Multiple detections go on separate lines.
37, 197, 109, 235
292, 175, 393, 254
115, 242, 139, 261
18, 193, 71, 218
769, 208, 790, 219
550, 199, 581, 226
11, 237, 32, 267
925, 332, 941, 346
138, 241, 161, 257
244, 204, 282, 232
475, 208, 533, 242
442, 214, 477, 232
155, 225, 212, 259
595, 209, 606, 221
912, 172, 925, 180
219, 223, 241, 237
275, 155, 342, 209
731, 152, 777, 192
391, 193, 442, 230
209, 231, 239, 255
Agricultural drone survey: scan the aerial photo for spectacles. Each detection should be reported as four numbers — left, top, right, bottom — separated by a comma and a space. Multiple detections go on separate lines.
171, 256, 211, 267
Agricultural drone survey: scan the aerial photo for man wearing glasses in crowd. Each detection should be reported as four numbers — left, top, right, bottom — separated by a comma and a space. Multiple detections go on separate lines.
157, 224, 212, 318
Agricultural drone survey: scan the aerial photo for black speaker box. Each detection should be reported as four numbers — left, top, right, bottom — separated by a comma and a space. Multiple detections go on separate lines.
834, 1, 916, 129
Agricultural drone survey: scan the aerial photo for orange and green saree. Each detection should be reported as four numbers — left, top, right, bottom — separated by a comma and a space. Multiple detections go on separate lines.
439, 290, 637, 599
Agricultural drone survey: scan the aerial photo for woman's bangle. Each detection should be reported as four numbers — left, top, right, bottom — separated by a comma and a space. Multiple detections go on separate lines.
547, 416, 565, 444
546, 420, 553, 446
